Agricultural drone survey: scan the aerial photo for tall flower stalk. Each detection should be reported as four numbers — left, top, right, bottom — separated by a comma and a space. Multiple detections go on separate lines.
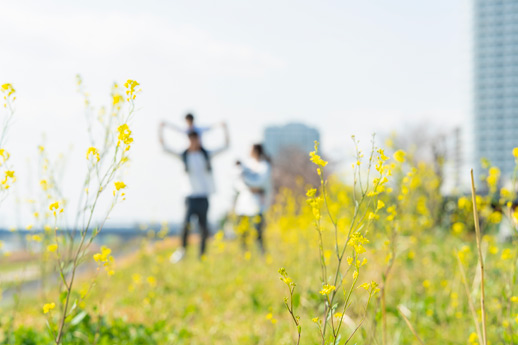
40, 77, 141, 344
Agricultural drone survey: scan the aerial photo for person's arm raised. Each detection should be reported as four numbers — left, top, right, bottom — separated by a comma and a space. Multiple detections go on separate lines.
161, 121, 184, 133
210, 122, 230, 158
159, 122, 181, 158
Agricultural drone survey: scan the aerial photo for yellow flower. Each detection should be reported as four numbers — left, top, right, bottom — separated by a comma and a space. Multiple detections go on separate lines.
31, 235, 42, 242
501, 248, 513, 260
489, 245, 499, 255
1, 170, 15, 185
458, 197, 470, 210
376, 200, 385, 211
393, 150, 406, 163
514, 147, 518, 158
486, 166, 500, 191
113, 93, 124, 106
353, 270, 358, 280
124, 79, 140, 100
367, 212, 379, 220
309, 141, 328, 167
488, 211, 502, 224
319, 284, 336, 295
40, 179, 49, 191
306, 188, 317, 198
86, 147, 100, 162
117, 124, 134, 147
452, 222, 465, 234
49, 201, 62, 216
49, 201, 59, 212
42, 302, 55, 314
93, 246, 113, 263
147, 276, 157, 287
1, 83, 16, 97
0, 149, 9, 163
114, 181, 126, 190
47, 244, 58, 252
348, 232, 369, 254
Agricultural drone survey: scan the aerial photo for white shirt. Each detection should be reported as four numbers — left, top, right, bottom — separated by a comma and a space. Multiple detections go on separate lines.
234, 159, 272, 216
163, 145, 227, 197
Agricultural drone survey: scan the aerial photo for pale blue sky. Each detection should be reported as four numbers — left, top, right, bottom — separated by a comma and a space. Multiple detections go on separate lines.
0, 0, 471, 227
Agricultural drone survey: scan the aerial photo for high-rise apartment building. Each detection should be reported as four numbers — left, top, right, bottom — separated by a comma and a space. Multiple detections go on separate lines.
474, 0, 518, 178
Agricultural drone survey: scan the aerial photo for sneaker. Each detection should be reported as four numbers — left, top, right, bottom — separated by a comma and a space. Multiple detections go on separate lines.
170, 248, 186, 263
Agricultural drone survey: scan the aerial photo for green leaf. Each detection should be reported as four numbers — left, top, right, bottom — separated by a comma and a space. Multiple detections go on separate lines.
69, 311, 88, 326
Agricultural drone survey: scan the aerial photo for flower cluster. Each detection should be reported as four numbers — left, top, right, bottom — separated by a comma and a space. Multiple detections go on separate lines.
124, 79, 141, 102
49, 201, 63, 217
348, 232, 370, 254
117, 123, 133, 150
42, 302, 55, 314
319, 284, 336, 296
1, 83, 16, 108
1, 170, 15, 190
0, 82, 16, 195
306, 188, 323, 221
93, 246, 115, 276
86, 146, 100, 162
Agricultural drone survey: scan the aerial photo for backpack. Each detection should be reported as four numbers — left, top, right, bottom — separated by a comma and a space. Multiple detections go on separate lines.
182, 148, 212, 172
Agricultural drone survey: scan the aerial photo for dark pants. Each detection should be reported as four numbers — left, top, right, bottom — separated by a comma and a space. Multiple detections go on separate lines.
239, 214, 265, 253
182, 197, 209, 255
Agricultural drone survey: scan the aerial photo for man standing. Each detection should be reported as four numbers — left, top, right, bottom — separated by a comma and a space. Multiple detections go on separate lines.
159, 121, 229, 262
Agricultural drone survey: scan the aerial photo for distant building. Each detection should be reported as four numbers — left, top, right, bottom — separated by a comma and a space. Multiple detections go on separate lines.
263, 123, 320, 158
440, 127, 465, 194
473, 0, 518, 179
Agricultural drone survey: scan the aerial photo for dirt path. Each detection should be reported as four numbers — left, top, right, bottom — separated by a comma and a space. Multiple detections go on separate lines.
0, 236, 184, 306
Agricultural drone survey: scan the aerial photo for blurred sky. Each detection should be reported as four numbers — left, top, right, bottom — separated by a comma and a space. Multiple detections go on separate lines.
0, 0, 471, 228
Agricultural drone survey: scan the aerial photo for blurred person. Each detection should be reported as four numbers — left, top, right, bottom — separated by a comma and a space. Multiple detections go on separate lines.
233, 144, 272, 253
161, 113, 223, 142
499, 201, 518, 243
159, 122, 229, 263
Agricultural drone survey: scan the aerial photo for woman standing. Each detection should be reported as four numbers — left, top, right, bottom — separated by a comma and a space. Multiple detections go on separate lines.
233, 144, 272, 253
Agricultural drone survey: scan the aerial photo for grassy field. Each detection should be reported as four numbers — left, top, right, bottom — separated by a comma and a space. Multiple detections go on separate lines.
2, 180, 518, 345
2, 80, 518, 344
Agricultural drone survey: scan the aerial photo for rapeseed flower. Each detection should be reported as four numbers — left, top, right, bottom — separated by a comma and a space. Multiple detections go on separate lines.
319, 284, 336, 295
86, 147, 100, 162
393, 150, 406, 163
47, 244, 58, 252
42, 302, 55, 314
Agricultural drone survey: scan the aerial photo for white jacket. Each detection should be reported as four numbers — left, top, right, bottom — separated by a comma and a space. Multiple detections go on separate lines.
234, 159, 272, 216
